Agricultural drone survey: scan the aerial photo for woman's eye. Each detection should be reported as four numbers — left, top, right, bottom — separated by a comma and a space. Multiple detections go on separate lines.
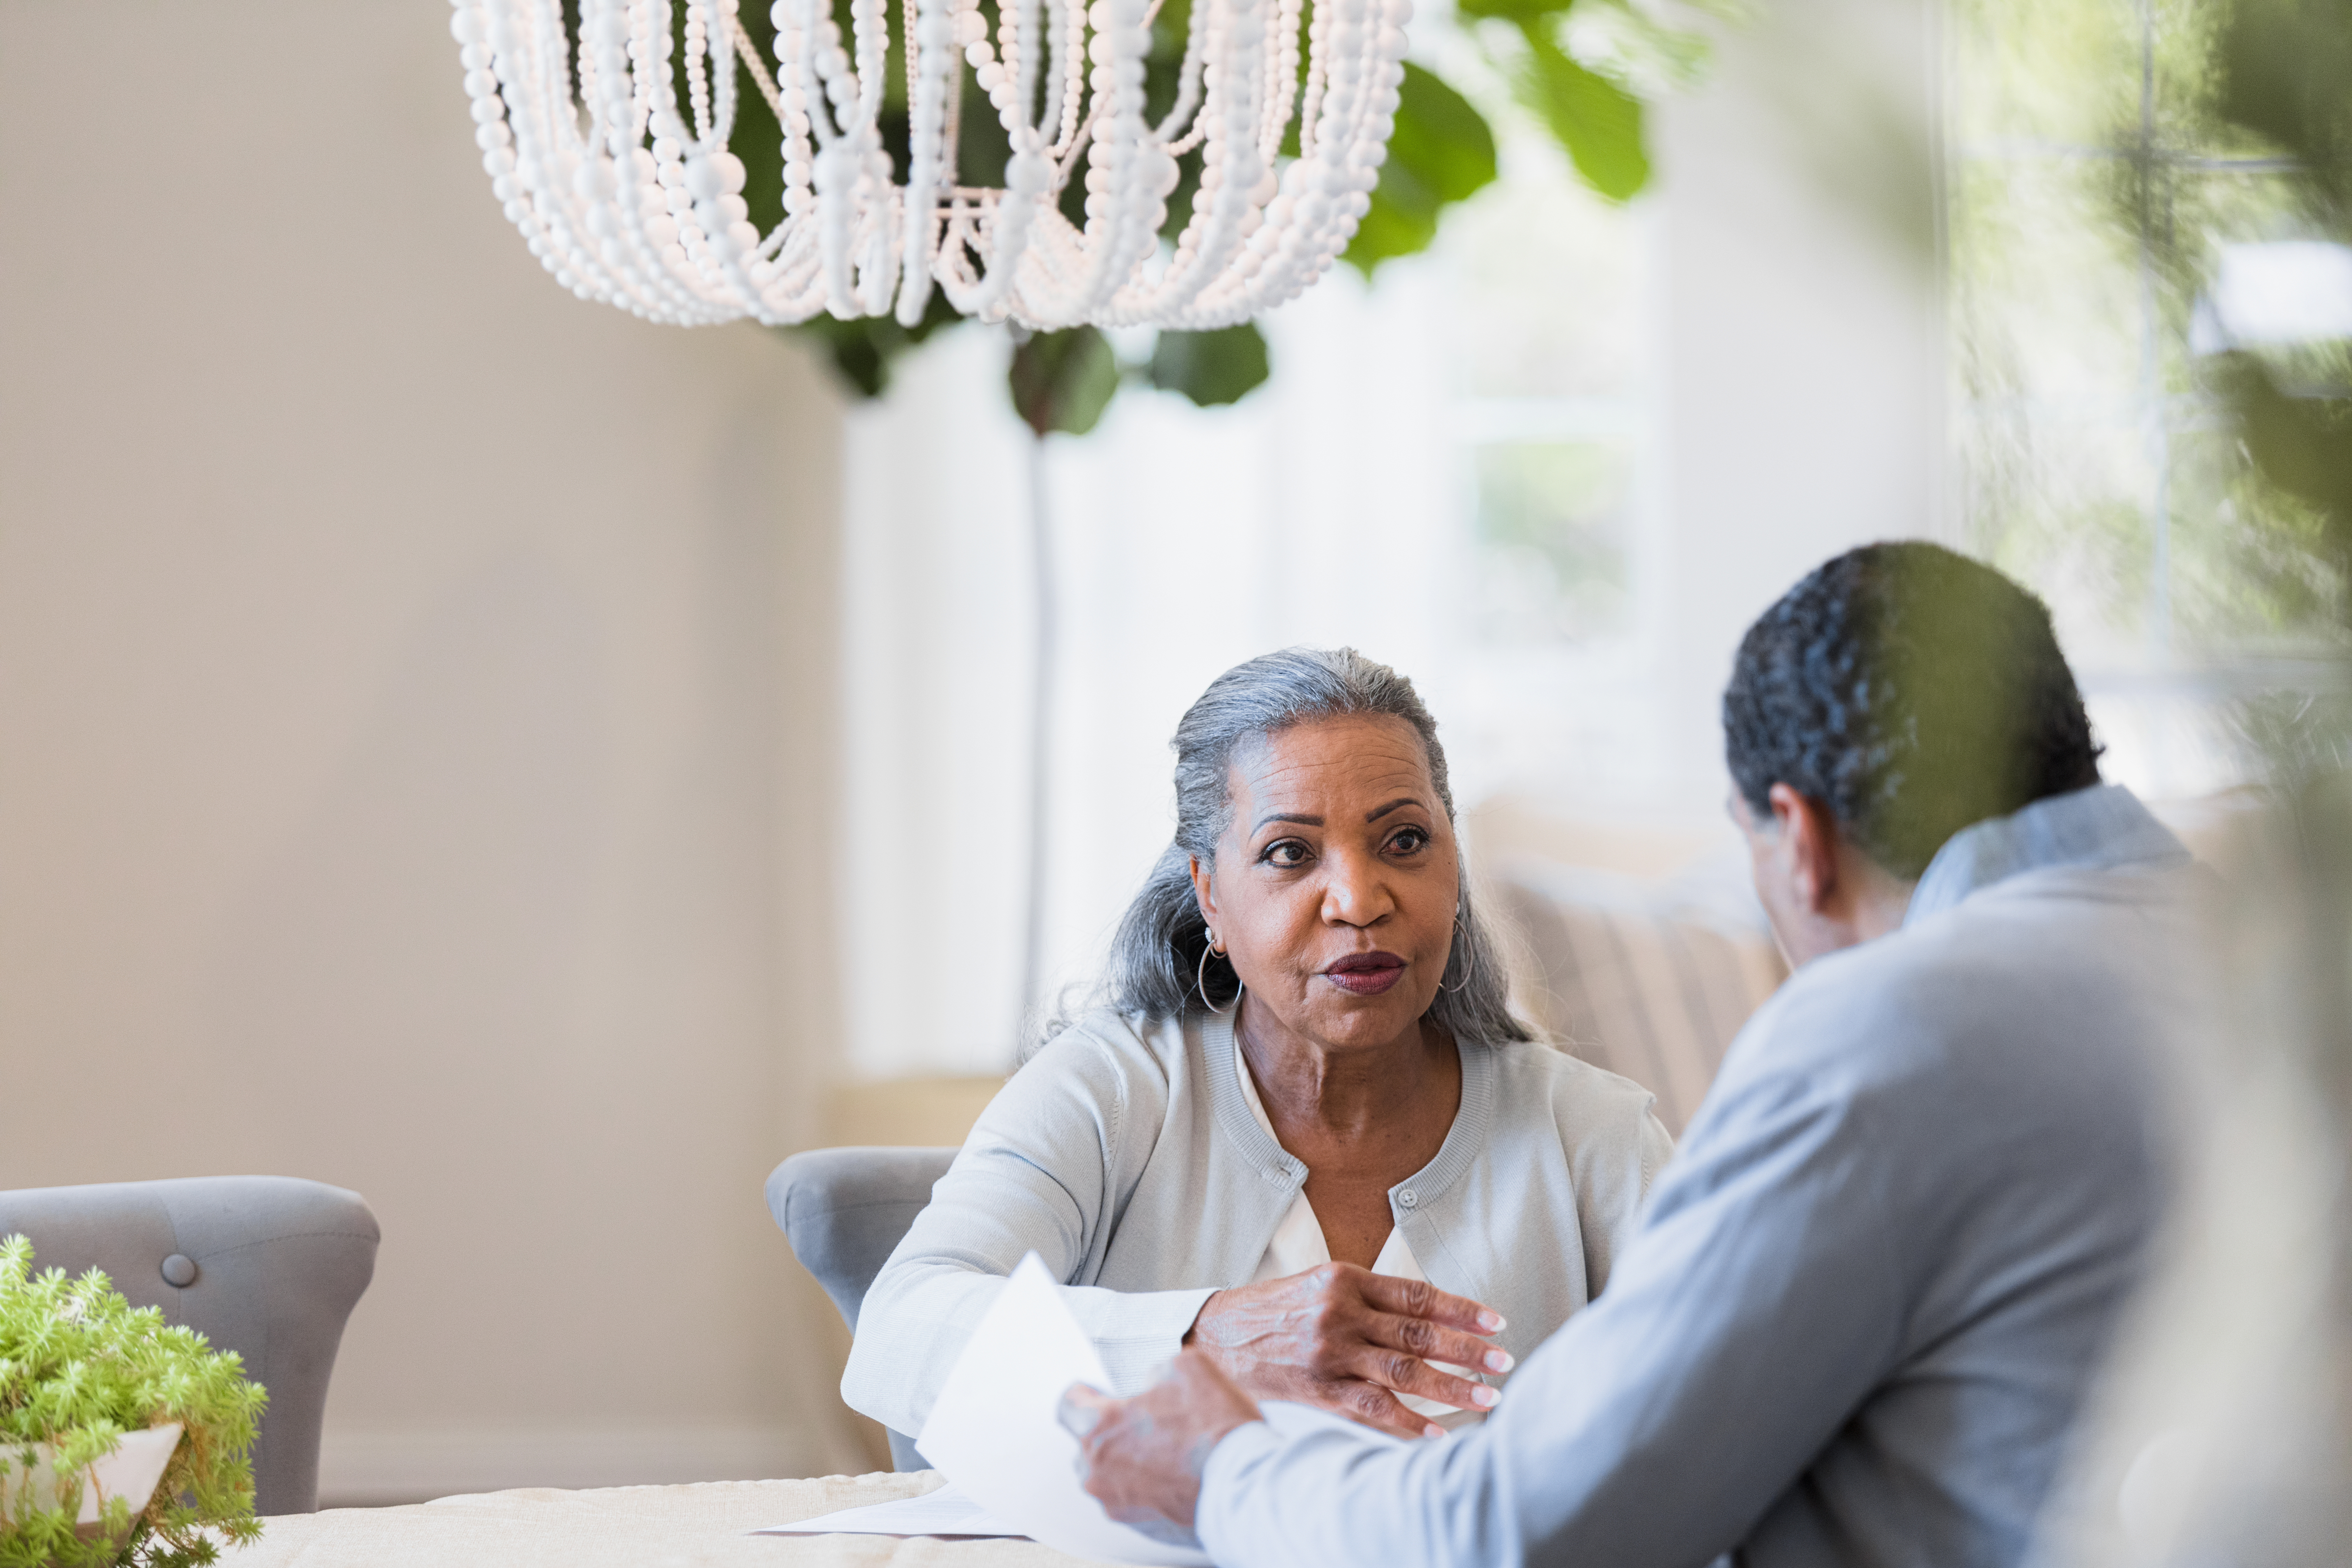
1387, 827, 1430, 855
1262, 839, 1311, 868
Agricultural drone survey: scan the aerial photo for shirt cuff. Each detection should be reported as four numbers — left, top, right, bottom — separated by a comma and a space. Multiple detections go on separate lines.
1195, 1419, 1285, 1565
1074, 1284, 1220, 1394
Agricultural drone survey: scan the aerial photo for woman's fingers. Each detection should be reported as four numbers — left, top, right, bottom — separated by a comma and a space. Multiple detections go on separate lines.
1330, 1378, 1448, 1442
1190, 1266, 1510, 1430
1358, 1307, 1515, 1377
1352, 1271, 1506, 1335
1353, 1344, 1499, 1412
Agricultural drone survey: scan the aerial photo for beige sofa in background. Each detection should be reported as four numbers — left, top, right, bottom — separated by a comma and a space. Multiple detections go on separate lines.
1472, 796, 1785, 1138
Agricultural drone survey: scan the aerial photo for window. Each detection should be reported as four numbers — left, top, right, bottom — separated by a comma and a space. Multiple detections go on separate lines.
1450, 128, 1649, 653
1949, 0, 2347, 795
1435, 105, 1662, 806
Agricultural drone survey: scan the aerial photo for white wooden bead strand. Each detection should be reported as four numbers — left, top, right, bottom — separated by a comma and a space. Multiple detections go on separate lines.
450, 0, 1407, 328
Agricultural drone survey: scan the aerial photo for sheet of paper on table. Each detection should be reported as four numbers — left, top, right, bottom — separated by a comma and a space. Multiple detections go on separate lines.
752, 1482, 1021, 1538
753, 1255, 1408, 1559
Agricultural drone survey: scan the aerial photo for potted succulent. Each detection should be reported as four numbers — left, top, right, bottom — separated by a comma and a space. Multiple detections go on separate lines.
0, 1237, 265, 1568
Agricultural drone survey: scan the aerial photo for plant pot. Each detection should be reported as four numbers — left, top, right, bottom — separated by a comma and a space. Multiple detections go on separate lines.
0, 1423, 184, 1534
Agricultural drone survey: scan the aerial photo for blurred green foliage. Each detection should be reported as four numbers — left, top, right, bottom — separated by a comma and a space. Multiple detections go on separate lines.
1452, 0, 1647, 201
1009, 327, 1122, 436
778, 291, 964, 399
2207, 5, 2352, 1385
1146, 321, 1274, 409
2218, 0, 2352, 223
1513, 29, 1647, 201
1952, 0, 2352, 654
1342, 64, 1499, 272
692, 0, 1692, 427
2210, 0, 2352, 575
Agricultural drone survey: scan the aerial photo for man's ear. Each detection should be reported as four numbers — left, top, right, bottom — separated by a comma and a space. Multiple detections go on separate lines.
1768, 783, 1840, 915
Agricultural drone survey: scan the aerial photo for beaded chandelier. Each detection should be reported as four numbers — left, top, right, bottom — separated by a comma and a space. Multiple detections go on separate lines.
449, 0, 1409, 329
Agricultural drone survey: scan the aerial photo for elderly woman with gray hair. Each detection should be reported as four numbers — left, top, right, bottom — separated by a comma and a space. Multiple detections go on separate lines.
842, 648, 1672, 1442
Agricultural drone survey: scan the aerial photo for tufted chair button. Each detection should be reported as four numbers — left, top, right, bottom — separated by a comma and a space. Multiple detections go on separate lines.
161, 1254, 198, 1287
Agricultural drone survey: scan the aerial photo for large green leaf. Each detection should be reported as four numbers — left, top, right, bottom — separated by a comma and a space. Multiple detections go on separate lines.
1343, 61, 1500, 274
2220, 0, 2352, 217
1454, 0, 1575, 23
1148, 323, 1272, 406
1517, 22, 1650, 202
2222, 355, 2352, 533
1009, 328, 1124, 436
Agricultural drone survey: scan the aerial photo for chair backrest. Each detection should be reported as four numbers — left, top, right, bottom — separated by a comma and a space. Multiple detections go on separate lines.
0, 1176, 379, 1516
765, 1147, 956, 1472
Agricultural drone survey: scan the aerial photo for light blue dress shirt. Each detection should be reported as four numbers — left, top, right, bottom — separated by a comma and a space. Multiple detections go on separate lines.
1197, 784, 2198, 1568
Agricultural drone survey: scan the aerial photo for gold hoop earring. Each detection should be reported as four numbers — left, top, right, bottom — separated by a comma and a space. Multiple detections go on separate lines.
1196, 936, 1240, 1015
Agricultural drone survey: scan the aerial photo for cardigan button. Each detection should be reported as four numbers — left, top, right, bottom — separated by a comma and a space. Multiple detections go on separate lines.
1396, 1189, 1418, 1209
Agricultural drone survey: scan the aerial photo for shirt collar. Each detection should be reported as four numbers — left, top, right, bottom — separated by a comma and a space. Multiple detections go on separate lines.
1904, 783, 2193, 927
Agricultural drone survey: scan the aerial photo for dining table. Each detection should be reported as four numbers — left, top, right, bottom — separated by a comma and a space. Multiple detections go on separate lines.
225, 1471, 1098, 1568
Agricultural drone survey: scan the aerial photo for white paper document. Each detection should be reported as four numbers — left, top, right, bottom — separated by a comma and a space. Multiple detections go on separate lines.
753, 1482, 1022, 1538
915, 1252, 1214, 1566
752, 1257, 1412, 1558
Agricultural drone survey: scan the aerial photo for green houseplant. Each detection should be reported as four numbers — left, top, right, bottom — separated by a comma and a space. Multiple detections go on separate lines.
0, 1238, 265, 1568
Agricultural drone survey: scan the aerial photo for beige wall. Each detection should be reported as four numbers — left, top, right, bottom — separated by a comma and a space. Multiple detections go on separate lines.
0, 1, 865, 1498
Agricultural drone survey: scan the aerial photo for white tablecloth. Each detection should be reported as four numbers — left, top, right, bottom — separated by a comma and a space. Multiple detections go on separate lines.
226, 1472, 1094, 1567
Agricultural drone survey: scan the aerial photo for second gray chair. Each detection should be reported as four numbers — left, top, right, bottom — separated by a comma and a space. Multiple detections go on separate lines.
765, 1147, 957, 1472
0, 1176, 380, 1515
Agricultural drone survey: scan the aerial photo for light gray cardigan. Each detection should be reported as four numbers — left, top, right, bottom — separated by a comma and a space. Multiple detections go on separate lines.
841, 1007, 1675, 1436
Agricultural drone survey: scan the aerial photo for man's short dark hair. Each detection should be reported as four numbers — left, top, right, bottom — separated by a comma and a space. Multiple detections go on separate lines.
1723, 541, 2104, 880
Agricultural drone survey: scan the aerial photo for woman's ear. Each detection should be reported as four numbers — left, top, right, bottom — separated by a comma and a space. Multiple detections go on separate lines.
1188, 853, 1218, 933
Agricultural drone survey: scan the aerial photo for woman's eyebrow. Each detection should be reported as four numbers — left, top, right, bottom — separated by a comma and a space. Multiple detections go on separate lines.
1252, 811, 1324, 833
1364, 796, 1424, 823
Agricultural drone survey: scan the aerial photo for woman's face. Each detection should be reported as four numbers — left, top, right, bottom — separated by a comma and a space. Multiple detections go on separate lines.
1190, 714, 1461, 1054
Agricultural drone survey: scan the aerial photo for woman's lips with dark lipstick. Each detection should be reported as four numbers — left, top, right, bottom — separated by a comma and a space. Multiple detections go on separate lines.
1323, 951, 1407, 996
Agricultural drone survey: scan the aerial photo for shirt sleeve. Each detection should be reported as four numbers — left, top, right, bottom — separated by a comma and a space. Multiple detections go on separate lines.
1197, 1007, 1911, 1567
840, 1028, 1218, 1436
1567, 1073, 1678, 1298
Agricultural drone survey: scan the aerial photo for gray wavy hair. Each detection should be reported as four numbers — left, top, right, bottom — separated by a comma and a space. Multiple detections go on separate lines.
1049, 646, 1531, 1050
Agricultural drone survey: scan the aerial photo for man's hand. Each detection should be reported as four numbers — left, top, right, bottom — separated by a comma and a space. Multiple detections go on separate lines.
1058, 1349, 1262, 1540
1184, 1262, 1510, 1439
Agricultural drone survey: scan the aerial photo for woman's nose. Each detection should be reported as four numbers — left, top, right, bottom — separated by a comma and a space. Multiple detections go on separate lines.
1320, 848, 1395, 926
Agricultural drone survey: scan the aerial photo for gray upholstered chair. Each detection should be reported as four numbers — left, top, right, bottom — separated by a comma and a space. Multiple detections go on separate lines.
765, 1147, 956, 1472
0, 1176, 379, 1515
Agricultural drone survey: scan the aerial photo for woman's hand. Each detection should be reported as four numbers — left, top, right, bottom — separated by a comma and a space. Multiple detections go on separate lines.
1182, 1262, 1512, 1440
